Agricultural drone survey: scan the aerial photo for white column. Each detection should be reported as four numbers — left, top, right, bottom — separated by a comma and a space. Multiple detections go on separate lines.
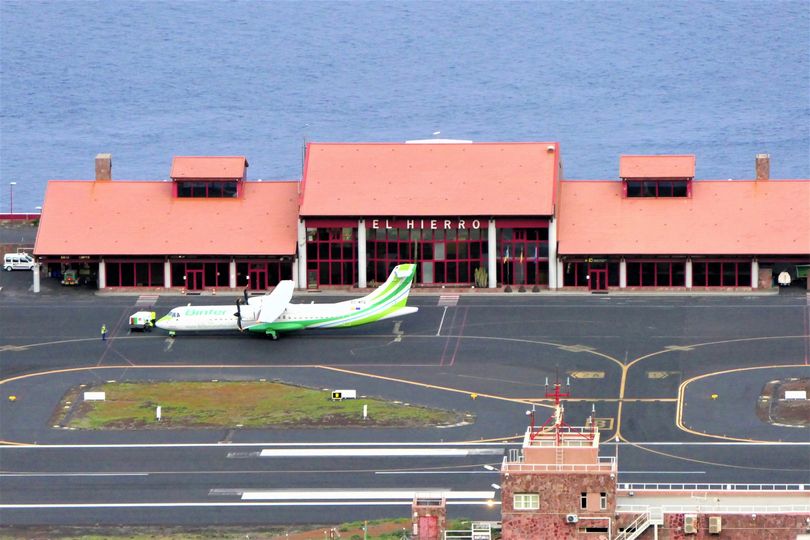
164, 260, 171, 289
297, 219, 307, 288
619, 258, 627, 288
751, 258, 758, 288
229, 259, 236, 289
487, 219, 497, 288
548, 217, 558, 289
685, 258, 693, 289
98, 259, 106, 289
556, 260, 564, 289
32, 263, 41, 293
357, 219, 367, 288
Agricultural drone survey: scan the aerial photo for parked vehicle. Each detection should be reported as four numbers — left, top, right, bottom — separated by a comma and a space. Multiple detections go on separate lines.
129, 311, 157, 331
61, 269, 79, 286
3, 252, 35, 271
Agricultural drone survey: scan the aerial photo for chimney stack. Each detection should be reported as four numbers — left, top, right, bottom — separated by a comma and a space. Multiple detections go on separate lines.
755, 153, 770, 181
95, 153, 112, 181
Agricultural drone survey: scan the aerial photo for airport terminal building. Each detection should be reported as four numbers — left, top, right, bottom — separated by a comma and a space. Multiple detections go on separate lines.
33, 143, 809, 292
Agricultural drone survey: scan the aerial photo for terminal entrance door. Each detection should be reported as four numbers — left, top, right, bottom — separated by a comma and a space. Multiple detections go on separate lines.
589, 269, 607, 291
248, 264, 268, 290
186, 269, 204, 291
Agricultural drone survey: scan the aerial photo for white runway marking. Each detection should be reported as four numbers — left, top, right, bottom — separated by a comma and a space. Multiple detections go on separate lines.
241, 489, 495, 501
1, 472, 148, 477
437, 306, 448, 335
0, 441, 514, 449
375, 470, 498, 475
259, 448, 503, 457
1, 501, 500, 509
2, 441, 807, 451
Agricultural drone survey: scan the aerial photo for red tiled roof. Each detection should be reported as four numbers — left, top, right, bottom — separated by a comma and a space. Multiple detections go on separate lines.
35, 181, 298, 256
170, 156, 248, 179
619, 155, 695, 178
300, 142, 560, 217
558, 180, 810, 255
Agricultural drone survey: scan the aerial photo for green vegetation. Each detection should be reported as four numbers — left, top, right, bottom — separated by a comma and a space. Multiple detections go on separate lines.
58, 380, 469, 429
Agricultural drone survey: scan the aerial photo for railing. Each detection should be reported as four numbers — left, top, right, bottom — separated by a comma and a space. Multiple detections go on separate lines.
614, 512, 651, 540
502, 455, 617, 473
444, 522, 500, 540
618, 504, 810, 514
618, 483, 809, 492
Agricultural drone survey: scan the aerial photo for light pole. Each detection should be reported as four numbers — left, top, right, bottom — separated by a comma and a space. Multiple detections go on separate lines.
9, 182, 16, 214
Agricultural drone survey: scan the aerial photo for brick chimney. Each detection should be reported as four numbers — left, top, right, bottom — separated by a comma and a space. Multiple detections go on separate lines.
95, 153, 112, 181
755, 153, 770, 181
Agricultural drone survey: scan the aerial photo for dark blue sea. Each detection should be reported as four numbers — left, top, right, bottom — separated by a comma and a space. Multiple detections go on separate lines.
1, 0, 808, 211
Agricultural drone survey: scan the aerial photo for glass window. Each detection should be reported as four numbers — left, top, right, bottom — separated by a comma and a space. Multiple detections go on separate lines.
627, 262, 640, 286
641, 262, 655, 286
656, 262, 670, 286
177, 183, 192, 197
658, 181, 674, 197
707, 262, 722, 286
580, 492, 588, 510
693, 262, 707, 287
672, 262, 685, 286
135, 262, 149, 286
106, 262, 120, 287
673, 181, 688, 197
600, 492, 607, 510
119, 263, 134, 286
722, 262, 737, 286
627, 181, 642, 197
737, 262, 751, 287
514, 493, 539, 511
642, 181, 656, 197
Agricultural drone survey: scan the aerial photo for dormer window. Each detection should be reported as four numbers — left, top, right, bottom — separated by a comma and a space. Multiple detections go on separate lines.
620, 155, 694, 199
177, 181, 238, 198
170, 156, 248, 199
626, 179, 689, 198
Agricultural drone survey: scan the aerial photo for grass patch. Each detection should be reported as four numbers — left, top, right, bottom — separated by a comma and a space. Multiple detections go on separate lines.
57, 380, 471, 429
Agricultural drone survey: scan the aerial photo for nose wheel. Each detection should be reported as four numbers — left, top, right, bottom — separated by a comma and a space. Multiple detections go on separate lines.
265, 330, 278, 340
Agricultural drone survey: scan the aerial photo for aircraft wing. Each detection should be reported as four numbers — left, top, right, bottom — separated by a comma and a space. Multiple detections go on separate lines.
255, 280, 295, 324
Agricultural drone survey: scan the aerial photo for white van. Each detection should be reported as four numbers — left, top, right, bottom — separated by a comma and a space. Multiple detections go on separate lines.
3, 252, 36, 271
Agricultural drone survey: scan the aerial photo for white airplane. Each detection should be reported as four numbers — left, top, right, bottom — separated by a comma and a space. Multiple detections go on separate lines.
156, 263, 418, 339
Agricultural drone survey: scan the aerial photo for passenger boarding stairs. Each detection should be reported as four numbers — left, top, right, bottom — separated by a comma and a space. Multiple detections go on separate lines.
615, 507, 663, 540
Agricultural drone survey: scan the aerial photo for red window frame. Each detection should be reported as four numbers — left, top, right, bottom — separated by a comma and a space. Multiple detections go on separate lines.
235, 259, 293, 289
498, 228, 549, 286
692, 259, 751, 287
365, 227, 486, 285
175, 180, 239, 198
624, 179, 691, 198
305, 227, 357, 286
169, 259, 230, 288
625, 259, 686, 287
105, 259, 164, 287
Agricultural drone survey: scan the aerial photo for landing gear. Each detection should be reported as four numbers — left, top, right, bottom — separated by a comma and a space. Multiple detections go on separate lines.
265, 330, 279, 340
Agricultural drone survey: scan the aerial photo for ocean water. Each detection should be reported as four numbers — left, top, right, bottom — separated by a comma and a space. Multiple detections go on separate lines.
1, 0, 808, 211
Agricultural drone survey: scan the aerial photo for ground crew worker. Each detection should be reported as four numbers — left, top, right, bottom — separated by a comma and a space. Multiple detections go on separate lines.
101, 324, 107, 341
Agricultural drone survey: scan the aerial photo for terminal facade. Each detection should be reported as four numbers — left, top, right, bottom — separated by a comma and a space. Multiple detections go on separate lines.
33, 143, 809, 292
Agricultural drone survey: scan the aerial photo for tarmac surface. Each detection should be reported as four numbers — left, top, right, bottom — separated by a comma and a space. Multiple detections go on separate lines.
1, 268, 808, 526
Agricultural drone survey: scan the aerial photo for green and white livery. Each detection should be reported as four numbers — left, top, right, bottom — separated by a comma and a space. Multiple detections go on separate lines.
156, 264, 417, 339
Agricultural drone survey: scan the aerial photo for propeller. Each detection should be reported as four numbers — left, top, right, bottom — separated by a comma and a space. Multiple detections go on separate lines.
234, 298, 243, 331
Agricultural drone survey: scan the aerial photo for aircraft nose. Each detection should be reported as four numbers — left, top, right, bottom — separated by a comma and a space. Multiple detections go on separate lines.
155, 314, 172, 330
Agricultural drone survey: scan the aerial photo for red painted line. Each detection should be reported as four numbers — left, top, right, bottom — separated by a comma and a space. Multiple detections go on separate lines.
438, 307, 459, 367
448, 307, 469, 367
804, 295, 810, 366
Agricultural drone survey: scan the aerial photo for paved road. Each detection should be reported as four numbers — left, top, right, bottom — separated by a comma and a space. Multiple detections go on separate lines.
1, 270, 808, 525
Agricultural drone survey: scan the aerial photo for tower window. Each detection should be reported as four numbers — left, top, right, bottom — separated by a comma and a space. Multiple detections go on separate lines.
514, 493, 539, 510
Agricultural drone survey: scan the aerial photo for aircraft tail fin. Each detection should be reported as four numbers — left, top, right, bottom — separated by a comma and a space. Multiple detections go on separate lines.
361, 263, 416, 309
